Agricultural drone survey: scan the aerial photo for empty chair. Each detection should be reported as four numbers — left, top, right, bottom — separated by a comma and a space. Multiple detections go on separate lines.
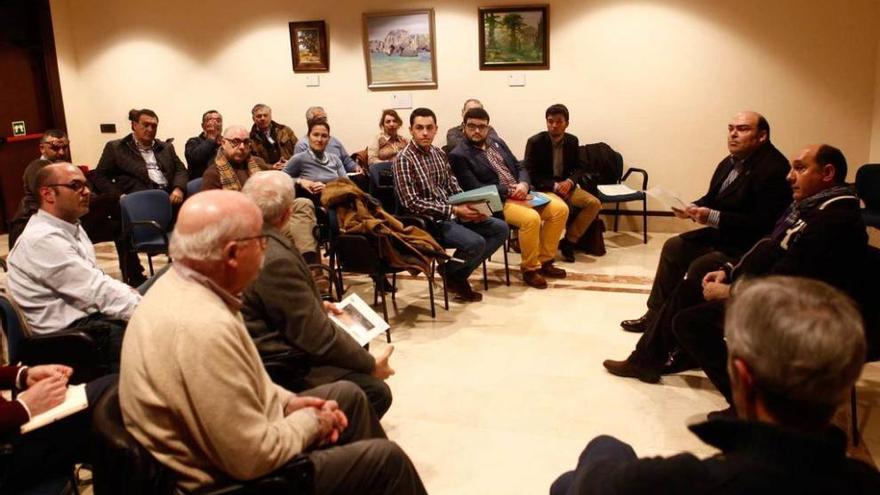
580, 142, 649, 243
186, 177, 204, 197
119, 190, 173, 277
855, 163, 880, 228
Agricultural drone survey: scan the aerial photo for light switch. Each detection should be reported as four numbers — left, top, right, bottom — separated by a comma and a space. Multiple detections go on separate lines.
305, 75, 320, 87
507, 74, 526, 87
390, 93, 412, 109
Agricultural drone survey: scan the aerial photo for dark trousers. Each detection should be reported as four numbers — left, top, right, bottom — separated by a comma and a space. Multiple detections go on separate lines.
436, 217, 509, 282
631, 277, 705, 369
646, 232, 733, 312
304, 381, 426, 495
334, 371, 393, 420
1, 375, 117, 494
68, 314, 127, 372
673, 300, 732, 403
550, 435, 637, 495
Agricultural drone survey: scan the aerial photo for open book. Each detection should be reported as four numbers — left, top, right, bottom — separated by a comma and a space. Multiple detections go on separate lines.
329, 293, 391, 346
20, 383, 88, 434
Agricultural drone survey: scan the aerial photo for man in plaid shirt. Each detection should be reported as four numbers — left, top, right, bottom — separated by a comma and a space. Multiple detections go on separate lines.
393, 108, 509, 302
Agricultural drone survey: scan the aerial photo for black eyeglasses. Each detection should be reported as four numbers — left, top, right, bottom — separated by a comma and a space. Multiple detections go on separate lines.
233, 234, 269, 248
44, 180, 89, 192
225, 138, 253, 148
45, 144, 69, 151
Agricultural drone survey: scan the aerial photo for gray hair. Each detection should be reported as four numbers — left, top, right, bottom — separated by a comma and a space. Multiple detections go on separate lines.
305, 106, 325, 120
169, 213, 254, 261
725, 276, 865, 426
241, 171, 295, 224
251, 103, 270, 115
222, 125, 248, 139
461, 98, 483, 114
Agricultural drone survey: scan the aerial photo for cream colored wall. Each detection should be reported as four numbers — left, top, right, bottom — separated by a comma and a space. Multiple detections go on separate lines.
50, 0, 880, 214
871, 38, 880, 163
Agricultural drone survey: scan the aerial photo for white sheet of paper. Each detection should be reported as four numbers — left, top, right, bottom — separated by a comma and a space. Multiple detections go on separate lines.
20, 383, 88, 434
329, 293, 391, 346
647, 187, 689, 211
597, 184, 638, 196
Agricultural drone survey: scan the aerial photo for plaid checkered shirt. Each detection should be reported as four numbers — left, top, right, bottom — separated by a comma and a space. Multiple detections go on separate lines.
393, 141, 463, 220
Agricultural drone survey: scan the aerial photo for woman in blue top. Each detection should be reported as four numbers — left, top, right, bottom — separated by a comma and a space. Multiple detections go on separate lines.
283, 118, 346, 198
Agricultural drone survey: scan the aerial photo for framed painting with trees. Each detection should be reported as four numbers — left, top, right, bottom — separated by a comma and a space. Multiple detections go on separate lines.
478, 5, 549, 70
289, 21, 329, 72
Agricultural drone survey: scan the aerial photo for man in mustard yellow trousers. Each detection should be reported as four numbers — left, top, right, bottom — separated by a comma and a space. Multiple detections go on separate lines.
449, 107, 569, 288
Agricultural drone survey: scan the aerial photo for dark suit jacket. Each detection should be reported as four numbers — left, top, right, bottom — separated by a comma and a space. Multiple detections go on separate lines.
448, 137, 529, 201
93, 134, 188, 195
523, 131, 584, 192
683, 141, 791, 255
240, 227, 374, 384
184, 133, 219, 179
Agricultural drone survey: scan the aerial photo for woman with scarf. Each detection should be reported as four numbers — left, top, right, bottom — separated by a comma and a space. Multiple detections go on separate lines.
367, 109, 408, 165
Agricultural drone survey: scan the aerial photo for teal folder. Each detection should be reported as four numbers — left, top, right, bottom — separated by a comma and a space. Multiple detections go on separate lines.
448, 185, 503, 212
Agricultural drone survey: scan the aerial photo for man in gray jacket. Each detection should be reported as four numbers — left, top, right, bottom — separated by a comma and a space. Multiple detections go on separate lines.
241, 171, 395, 418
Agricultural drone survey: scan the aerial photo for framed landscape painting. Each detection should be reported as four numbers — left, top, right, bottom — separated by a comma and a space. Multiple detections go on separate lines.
289, 21, 329, 72
362, 9, 437, 90
479, 5, 549, 70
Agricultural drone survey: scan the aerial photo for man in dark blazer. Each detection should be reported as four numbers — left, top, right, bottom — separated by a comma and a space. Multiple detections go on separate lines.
449, 107, 569, 289
93, 108, 188, 201
620, 111, 791, 333
184, 109, 223, 179
523, 104, 601, 262
240, 171, 394, 418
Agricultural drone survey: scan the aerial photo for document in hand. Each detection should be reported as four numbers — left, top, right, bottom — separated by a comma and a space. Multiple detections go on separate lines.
20, 383, 88, 434
647, 187, 688, 211
448, 185, 503, 212
329, 293, 391, 346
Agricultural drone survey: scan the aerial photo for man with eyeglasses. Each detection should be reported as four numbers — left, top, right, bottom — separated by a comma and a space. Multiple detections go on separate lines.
203, 126, 322, 286
6, 163, 141, 368
7, 129, 70, 248
449, 107, 569, 289
185, 109, 223, 179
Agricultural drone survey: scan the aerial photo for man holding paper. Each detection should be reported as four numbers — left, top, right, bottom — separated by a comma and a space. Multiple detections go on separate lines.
620, 111, 790, 333
394, 107, 509, 302
450, 107, 569, 289
241, 171, 395, 418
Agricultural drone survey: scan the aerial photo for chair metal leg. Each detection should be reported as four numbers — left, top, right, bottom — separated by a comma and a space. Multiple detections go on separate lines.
428, 264, 436, 319
642, 198, 648, 244
377, 273, 389, 323
851, 386, 859, 446
482, 260, 489, 290
503, 238, 510, 286
441, 261, 449, 310
614, 203, 621, 232
391, 273, 397, 302
147, 254, 155, 276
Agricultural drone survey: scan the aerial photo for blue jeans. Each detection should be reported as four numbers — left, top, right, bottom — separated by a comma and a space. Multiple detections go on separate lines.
550, 435, 637, 495
437, 217, 509, 282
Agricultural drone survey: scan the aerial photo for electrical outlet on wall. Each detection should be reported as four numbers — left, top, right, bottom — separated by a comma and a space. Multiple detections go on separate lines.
507, 74, 526, 87
390, 93, 412, 109
305, 75, 320, 87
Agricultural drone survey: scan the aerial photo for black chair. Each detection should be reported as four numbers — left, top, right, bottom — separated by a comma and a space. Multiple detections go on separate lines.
0, 294, 104, 384
855, 163, 880, 228
120, 190, 172, 277
581, 142, 649, 243
90, 383, 314, 495
367, 162, 397, 214
186, 177, 204, 198
326, 208, 445, 337
850, 245, 880, 446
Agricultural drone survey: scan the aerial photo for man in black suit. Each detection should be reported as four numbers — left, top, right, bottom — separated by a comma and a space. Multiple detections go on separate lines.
449, 107, 569, 288
524, 104, 601, 262
620, 111, 790, 333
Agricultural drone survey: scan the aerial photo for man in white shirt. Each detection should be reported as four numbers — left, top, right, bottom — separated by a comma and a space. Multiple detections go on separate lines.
7, 162, 141, 366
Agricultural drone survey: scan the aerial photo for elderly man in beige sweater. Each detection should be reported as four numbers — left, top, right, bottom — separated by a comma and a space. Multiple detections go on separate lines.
119, 190, 426, 494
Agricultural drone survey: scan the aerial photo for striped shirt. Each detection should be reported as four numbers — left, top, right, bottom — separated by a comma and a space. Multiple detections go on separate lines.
393, 141, 462, 220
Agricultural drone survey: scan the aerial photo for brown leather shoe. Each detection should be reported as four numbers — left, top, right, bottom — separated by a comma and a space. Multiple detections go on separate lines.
602, 358, 661, 384
446, 277, 483, 302
539, 261, 567, 279
522, 270, 548, 289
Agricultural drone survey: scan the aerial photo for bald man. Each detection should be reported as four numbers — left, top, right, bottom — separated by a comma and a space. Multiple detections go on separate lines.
620, 111, 791, 334
121, 190, 426, 494
6, 163, 140, 365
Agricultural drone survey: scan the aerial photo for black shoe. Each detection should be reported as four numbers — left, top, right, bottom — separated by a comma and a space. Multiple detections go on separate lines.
707, 406, 737, 421
620, 312, 654, 333
661, 349, 698, 375
602, 358, 661, 384
371, 275, 397, 294
559, 239, 576, 262
446, 277, 483, 302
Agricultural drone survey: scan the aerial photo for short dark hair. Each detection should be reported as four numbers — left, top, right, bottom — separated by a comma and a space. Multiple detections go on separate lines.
463, 107, 490, 123
379, 109, 402, 128
816, 144, 847, 184
201, 110, 220, 123
129, 108, 158, 123
409, 107, 436, 126
307, 118, 330, 135
41, 129, 67, 143
545, 104, 569, 122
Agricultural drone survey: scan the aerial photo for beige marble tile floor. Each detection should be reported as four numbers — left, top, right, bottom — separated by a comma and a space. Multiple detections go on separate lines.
2, 231, 878, 494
